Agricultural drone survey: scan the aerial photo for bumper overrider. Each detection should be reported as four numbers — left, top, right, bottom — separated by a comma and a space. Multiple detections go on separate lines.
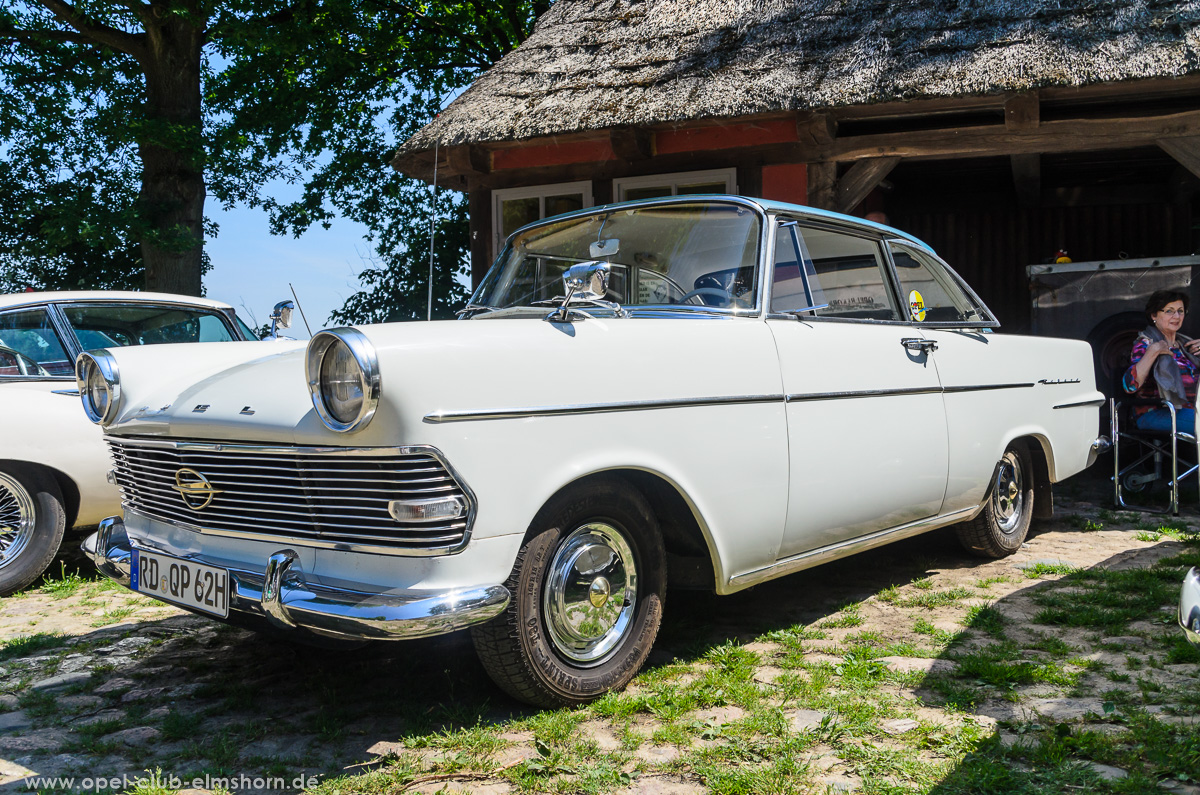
1181, 567, 1200, 648
83, 516, 511, 641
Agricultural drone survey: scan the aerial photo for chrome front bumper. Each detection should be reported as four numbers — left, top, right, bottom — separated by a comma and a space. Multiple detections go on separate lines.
83, 516, 510, 641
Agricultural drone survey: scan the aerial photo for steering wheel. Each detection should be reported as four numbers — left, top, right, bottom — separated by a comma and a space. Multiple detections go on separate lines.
678, 287, 735, 307
0, 345, 50, 377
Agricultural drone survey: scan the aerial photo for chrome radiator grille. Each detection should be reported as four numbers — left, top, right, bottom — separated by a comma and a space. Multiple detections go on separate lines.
106, 438, 472, 553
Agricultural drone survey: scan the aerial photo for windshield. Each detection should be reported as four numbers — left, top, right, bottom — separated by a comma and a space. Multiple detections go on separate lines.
472, 201, 762, 312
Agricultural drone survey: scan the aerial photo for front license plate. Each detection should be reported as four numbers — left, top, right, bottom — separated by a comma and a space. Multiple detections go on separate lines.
131, 548, 229, 618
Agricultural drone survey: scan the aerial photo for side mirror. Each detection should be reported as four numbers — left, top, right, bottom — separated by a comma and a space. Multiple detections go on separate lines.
562, 261, 610, 303
263, 300, 295, 340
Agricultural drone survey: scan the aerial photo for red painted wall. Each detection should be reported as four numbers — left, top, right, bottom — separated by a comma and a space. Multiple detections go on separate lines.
761, 163, 808, 206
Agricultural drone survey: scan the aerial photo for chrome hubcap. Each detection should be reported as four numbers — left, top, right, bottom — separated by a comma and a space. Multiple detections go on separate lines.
543, 522, 637, 664
0, 474, 35, 570
993, 453, 1024, 534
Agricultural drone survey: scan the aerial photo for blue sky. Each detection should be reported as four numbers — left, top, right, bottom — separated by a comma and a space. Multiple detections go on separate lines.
203, 202, 372, 338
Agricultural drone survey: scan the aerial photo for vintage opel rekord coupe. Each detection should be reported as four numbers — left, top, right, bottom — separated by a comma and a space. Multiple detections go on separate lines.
81, 197, 1107, 706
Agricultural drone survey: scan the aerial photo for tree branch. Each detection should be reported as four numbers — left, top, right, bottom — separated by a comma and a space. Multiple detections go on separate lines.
2, 26, 107, 47
34, 0, 145, 57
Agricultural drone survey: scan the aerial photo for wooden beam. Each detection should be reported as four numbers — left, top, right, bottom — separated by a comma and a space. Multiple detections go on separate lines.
1010, 154, 1041, 208
447, 145, 491, 175
796, 112, 838, 147
815, 108, 1200, 163
807, 161, 837, 210
609, 128, 653, 161
1004, 91, 1040, 132
835, 156, 900, 214
1158, 136, 1200, 180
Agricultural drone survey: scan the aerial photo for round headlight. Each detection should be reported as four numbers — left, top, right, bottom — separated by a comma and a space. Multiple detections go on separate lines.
306, 329, 380, 432
75, 350, 121, 426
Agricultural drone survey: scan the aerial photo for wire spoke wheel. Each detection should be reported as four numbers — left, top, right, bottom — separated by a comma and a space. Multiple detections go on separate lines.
0, 472, 37, 570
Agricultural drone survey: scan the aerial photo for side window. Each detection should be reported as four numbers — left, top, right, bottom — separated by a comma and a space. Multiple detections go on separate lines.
888, 243, 995, 324
771, 223, 825, 313
776, 226, 898, 320
0, 309, 72, 377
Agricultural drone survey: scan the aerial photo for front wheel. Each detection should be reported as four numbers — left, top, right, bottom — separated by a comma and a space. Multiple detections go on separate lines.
471, 478, 666, 708
0, 467, 67, 596
955, 443, 1035, 559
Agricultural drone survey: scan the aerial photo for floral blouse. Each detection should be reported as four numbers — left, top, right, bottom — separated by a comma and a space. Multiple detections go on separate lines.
1123, 336, 1199, 416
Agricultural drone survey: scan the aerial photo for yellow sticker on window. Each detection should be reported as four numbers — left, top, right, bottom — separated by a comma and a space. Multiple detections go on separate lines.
908, 290, 927, 322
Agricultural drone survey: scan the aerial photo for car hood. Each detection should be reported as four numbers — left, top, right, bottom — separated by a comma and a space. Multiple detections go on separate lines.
102, 318, 784, 447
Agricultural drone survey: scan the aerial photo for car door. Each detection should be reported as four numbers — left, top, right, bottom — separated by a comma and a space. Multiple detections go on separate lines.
767, 220, 949, 560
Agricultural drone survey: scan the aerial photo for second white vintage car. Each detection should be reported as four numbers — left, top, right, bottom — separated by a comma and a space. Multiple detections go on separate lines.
0, 291, 285, 595
82, 197, 1107, 706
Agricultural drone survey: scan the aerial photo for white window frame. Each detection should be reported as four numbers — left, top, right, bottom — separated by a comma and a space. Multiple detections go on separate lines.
492, 181, 593, 255
612, 168, 738, 203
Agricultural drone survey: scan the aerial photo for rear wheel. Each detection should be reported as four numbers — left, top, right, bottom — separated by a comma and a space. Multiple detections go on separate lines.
472, 478, 666, 708
0, 467, 67, 596
955, 443, 1035, 559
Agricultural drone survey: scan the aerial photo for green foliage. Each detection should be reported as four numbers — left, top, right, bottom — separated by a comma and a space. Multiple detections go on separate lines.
0, 0, 543, 306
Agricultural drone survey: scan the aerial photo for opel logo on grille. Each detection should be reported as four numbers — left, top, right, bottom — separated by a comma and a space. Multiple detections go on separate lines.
172, 468, 222, 510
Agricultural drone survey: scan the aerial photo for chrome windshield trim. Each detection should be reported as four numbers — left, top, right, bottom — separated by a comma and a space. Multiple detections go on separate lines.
1054, 398, 1107, 410
730, 506, 977, 589
424, 394, 785, 424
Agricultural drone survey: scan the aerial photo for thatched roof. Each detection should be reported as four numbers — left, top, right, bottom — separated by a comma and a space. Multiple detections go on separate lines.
395, 0, 1200, 163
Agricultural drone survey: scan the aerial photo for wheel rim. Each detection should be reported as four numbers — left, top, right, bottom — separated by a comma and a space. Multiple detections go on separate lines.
543, 522, 638, 665
992, 453, 1024, 534
0, 473, 36, 570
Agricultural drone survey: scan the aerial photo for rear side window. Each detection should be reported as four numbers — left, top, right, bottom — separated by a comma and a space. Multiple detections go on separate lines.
772, 225, 899, 320
888, 243, 995, 324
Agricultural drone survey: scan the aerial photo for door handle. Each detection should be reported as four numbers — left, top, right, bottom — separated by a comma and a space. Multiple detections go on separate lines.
901, 337, 937, 354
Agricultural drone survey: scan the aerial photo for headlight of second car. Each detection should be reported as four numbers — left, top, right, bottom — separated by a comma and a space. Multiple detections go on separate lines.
75, 350, 121, 426
306, 328, 381, 432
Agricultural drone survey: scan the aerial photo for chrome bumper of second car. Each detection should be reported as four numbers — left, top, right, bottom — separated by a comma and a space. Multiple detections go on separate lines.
1180, 567, 1200, 648
83, 516, 510, 641
1087, 435, 1112, 467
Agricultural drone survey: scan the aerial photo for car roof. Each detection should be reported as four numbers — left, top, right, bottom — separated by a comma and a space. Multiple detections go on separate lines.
527, 195, 936, 254
0, 291, 236, 312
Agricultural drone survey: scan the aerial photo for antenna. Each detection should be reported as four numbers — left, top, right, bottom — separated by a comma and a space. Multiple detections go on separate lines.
289, 282, 313, 336
427, 138, 439, 322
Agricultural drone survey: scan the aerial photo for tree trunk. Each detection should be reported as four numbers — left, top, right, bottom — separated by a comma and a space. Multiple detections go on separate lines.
137, 10, 205, 295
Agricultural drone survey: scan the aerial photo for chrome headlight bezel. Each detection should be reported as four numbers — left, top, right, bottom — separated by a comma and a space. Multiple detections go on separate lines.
305, 328, 381, 433
75, 350, 121, 426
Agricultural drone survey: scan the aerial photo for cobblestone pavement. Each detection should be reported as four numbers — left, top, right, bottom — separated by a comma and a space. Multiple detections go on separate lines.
0, 471, 1197, 794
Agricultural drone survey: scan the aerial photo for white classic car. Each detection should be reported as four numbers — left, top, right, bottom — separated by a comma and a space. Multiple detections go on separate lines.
0, 291, 271, 595
81, 197, 1108, 706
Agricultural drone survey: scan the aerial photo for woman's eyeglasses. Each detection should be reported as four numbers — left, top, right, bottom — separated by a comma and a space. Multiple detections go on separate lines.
1161, 308, 1187, 316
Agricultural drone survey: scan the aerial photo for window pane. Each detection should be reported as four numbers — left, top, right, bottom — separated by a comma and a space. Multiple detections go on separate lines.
544, 193, 584, 219
795, 228, 898, 320
0, 309, 72, 377
771, 224, 825, 313
479, 202, 760, 311
62, 304, 237, 347
676, 181, 727, 195
623, 186, 673, 202
500, 197, 540, 240
889, 243, 992, 323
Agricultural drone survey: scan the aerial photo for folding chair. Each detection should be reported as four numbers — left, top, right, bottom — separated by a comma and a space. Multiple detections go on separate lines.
1111, 389, 1200, 515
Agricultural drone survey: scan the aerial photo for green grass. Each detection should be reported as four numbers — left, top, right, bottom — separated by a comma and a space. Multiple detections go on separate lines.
0, 632, 68, 661
1022, 562, 1079, 578
1032, 566, 1181, 632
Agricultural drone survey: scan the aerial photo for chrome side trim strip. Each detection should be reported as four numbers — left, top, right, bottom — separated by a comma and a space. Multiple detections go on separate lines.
942, 382, 1036, 393
427, 380, 1046, 422
786, 386, 942, 403
729, 507, 977, 589
1039, 378, 1082, 385
423, 394, 786, 424
1054, 398, 1107, 410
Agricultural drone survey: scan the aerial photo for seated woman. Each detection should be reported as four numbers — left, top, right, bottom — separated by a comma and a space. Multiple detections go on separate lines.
1123, 289, 1200, 433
